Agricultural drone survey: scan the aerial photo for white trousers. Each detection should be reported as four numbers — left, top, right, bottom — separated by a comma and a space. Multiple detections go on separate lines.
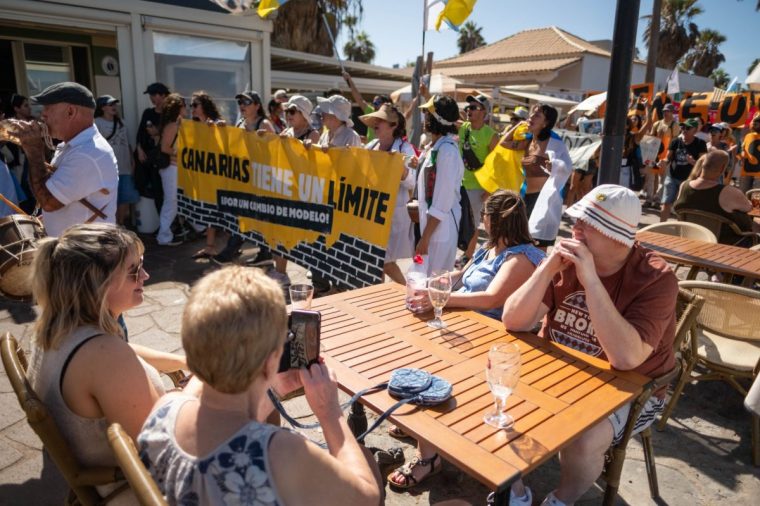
156, 163, 178, 244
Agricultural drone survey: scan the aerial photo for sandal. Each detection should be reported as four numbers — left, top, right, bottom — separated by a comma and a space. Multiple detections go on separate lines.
192, 248, 216, 259
388, 425, 410, 439
388, 453, 441, 490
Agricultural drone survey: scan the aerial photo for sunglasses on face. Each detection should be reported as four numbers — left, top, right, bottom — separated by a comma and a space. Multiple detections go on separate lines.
467, 105, 483, 112
237, 98, 253, 106
372, 99, 384, 108
191, 102, 201, 108
286, 109, 298, 115
127, 257, 144, 283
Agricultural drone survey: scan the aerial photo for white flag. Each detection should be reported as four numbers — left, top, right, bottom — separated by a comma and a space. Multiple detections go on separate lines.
424, 0, 447, 31
666, 67, 680, 94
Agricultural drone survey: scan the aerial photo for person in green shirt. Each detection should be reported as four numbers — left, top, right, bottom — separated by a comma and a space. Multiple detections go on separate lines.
343, 71, 391, 142
459, 94, 499, 263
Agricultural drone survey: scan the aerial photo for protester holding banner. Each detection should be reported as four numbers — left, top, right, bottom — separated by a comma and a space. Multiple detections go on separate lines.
314, 95, 362, 148
360, 104, 417, 284
235, 90, 274, 134
343, 70, 391, 143
524, 104, 573, 248
189, 91, 224, 258
281, 95, 320, 144
650, 104, 681, 208
659, 117, 708, 222
458, 94, 499, 266
156, 93, 185, 246
416, 95, 464, 274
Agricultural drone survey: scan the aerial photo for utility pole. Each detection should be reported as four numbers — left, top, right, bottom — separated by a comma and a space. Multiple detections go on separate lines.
598, 0, 641, 185
645, 0, 662, 84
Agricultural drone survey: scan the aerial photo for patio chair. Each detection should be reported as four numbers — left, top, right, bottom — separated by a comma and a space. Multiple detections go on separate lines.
107, 423, 167, 506
601, 288, 705, 505
0, 332, 126, 506
639, 221, 717, 279
658, 281, 760, 466
676, 208, 760, 247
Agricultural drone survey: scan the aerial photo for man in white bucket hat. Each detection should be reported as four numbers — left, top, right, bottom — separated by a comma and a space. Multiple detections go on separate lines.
503, 184, 678, 506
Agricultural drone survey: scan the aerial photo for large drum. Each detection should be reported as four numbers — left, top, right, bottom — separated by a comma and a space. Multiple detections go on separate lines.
0, 215, 46, 300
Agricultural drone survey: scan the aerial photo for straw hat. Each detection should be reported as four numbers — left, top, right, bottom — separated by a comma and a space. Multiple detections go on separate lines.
359, 103, 400, 129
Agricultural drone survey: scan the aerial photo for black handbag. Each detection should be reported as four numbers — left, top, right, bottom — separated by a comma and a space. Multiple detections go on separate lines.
454, 186, 476, 251
461, 127, 484, 171
146, 146, 170, 171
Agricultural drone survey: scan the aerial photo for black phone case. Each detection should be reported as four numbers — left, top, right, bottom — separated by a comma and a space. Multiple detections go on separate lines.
278, 310, 321, 372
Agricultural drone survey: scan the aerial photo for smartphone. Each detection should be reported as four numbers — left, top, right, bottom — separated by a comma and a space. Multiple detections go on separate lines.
277, 309, 321, 372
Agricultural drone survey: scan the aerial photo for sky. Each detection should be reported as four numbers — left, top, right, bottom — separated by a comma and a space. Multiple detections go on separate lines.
336, 0, 759, 84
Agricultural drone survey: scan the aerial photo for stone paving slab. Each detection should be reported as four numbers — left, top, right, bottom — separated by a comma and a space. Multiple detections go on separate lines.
1, 218, 759, 505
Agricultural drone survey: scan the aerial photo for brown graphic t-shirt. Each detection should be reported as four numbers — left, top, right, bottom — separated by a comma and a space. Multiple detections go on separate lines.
540, 244, 678, 396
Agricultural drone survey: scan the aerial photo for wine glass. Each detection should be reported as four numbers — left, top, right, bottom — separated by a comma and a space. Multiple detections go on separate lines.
484, 342, 521, 429
427, 270, 452, 329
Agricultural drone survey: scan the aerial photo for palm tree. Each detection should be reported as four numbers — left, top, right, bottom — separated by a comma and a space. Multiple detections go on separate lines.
264, 0, 364, 56
343, 31, 375, 63
642, 0, 703, 69
682, 29, 726, 77
457, 21, 486, 54
710, 69, 729, 88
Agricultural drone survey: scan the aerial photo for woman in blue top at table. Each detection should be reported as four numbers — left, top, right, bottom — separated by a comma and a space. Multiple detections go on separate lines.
390, 189, 545, 490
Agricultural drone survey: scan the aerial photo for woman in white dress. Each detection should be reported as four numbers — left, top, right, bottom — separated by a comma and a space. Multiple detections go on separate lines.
360, 103, 416, 283
415, 95, 464, 274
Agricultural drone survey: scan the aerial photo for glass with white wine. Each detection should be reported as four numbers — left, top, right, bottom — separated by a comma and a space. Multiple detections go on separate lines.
484, 342, 521, 429
427, 270, 452, 329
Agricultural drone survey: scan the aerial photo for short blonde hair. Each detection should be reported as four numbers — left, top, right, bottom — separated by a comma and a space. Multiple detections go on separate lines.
182, 266, 287, 393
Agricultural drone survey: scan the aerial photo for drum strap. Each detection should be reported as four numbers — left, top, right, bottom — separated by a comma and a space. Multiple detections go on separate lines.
0, 192, 26, 215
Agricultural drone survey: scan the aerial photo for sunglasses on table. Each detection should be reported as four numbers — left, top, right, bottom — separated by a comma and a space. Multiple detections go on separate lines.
127, 257, 144, 283
237, 98, 254, 106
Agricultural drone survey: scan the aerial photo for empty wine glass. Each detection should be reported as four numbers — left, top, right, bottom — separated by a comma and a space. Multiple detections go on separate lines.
484, 342, 521, 429
427, 270, 452, 329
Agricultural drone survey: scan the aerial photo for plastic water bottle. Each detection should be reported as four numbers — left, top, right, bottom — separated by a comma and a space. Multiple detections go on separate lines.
406, 254, 427, 313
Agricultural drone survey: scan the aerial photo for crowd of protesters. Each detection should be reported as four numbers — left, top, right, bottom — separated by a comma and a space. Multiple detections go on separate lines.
2, 77, 760, 506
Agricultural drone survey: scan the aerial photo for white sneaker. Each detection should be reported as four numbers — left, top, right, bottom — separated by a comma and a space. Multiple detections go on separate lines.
510, 486, 532, 506
540, 491, 567, 506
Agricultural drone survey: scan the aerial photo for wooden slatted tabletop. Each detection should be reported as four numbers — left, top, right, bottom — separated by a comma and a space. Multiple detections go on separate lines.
312, 283, 648, 496
637, 230, 760, 279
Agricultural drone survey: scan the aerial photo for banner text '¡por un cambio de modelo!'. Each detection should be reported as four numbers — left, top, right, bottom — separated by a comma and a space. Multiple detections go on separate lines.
181, 148, 392, 226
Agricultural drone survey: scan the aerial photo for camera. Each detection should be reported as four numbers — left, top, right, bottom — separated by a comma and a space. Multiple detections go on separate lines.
277, 309, 321, 372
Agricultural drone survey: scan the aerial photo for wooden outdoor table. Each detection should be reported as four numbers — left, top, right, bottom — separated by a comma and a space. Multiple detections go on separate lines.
312, 283, 648, 502
637, 230, 760, 281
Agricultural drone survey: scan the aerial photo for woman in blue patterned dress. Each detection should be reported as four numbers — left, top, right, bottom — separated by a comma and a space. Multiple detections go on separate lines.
138, 267, 382, 506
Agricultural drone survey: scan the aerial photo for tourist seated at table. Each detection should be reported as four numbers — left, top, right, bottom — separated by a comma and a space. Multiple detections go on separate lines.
502, 185, 678, 506
674, 150, 759, 245
27, 223, 187, 500
138, 266, 382, 505
389, 190, 545, 490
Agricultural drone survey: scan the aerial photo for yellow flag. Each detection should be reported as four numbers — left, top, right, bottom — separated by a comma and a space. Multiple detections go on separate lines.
435, 0, 478, 31
473, 123, 527, 193
257, 0, 288, 19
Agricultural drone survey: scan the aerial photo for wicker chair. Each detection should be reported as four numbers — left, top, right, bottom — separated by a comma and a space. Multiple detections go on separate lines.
658, 281, 760, 466
639, 221, 717, 279
676, 208, 760, 247
107, 423, 167, 506
601, 288, 705, 505
0, 333, 126, 505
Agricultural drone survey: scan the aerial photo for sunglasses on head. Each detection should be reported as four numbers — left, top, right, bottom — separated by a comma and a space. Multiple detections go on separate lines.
127, 257, 144, 283
237, 98, 253, 106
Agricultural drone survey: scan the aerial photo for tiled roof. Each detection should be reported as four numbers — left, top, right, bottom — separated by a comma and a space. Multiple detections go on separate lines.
437, 26, 610, 67
440, 57, 582, 78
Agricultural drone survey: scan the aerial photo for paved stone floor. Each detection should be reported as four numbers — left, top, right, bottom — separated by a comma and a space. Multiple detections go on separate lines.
1, 209, 759, 505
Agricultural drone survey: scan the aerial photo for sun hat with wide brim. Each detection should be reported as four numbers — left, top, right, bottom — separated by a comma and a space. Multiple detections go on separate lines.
359, 103, 400, 129
316, 95, 353, 128
283, 95, 313, 119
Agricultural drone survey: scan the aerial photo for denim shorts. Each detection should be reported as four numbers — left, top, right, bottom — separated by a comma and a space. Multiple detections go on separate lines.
660, 175, 684, 205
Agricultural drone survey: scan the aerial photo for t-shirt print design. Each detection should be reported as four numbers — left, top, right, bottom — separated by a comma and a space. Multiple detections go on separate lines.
548, 290, 603, 357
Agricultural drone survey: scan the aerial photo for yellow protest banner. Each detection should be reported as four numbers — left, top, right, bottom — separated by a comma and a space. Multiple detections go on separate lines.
176, 122, 404, 287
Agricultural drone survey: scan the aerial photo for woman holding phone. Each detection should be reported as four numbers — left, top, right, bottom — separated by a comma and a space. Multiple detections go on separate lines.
138, 267, 382, 505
